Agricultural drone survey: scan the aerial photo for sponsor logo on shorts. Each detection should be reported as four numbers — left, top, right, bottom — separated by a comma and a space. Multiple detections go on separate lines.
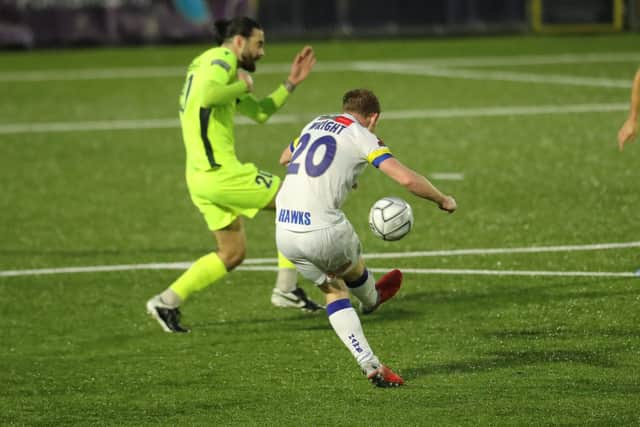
278, 208, 311, 225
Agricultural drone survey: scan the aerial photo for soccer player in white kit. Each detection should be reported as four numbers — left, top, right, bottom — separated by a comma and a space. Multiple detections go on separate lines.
276, 89, 457, 387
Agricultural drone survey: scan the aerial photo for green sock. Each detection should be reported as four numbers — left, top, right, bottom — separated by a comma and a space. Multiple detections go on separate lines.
169, 253, 227, 301
278, 251, 296, 270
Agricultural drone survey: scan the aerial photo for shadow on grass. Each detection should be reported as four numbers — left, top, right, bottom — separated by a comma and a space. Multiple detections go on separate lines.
406, 277, 637, 312
402, 348, 617, 380
197, 311, 326, 330
485, 328, 640, 340
196, 305, 420, 331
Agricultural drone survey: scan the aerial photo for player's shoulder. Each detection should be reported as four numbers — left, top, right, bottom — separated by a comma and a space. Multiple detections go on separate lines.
345, 119, 386, 154
208, 47, 235, 62
191, 47, 236, 73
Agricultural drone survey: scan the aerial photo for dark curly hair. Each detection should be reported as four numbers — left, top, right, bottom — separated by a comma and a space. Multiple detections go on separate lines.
213, 17, 262, 45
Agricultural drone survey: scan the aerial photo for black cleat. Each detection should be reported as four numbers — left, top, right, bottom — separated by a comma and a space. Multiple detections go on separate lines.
146, 295, 190, 333
271, 287, 325, 312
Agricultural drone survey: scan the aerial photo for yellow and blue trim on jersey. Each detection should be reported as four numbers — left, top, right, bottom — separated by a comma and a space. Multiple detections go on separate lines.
289, 136, 392, 167
367, 147, 393, 168
289, 136, 300, 152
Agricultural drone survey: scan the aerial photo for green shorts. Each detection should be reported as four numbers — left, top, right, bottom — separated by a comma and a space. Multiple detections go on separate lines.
186, 163, 281, 231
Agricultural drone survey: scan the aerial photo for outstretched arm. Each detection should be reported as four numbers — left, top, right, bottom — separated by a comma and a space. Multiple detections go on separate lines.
201, 69, 250, 108
378, 157, 457, 213
237, 46, 316, 124
617, 68, 640, 151
236, 86, 290, 124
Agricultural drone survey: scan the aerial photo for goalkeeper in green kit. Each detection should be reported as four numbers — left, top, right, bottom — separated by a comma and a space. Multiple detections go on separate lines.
146, 17, 321, 333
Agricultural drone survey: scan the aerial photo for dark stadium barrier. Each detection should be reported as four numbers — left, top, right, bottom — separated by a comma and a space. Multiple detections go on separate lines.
530, 0, 624, 33
0, 0, 635, 49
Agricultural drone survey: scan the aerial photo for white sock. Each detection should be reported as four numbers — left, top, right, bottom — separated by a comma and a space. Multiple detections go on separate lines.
275, 268, 297, 293
159, 289, 182, 308
346, 269, 377, 308
326, 299, 379, 368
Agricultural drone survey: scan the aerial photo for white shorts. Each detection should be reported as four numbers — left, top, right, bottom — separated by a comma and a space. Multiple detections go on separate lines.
276, 220, 361, 285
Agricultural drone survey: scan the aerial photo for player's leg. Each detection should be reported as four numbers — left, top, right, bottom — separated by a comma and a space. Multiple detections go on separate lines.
266, 176, 323, 312
278, 225, 403, 387
146, 218, 246, 333
171, 217, 246, 296
264, 177, 298, 295
343, 259, 403, 315
342, 258, 377, 309
271, 252, 324, 312
335, 221, 403, 314
320, 279, 404, 387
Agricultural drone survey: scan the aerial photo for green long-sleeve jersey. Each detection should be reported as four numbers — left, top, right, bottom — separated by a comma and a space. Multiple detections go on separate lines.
178, 46, 291, 172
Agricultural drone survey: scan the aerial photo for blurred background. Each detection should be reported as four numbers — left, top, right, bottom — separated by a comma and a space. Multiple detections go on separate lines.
0, 0, 638, 49
2, 2, 640, 424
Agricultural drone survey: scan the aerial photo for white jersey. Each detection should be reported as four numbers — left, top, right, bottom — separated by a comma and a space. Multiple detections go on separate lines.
276, 113, 392, 231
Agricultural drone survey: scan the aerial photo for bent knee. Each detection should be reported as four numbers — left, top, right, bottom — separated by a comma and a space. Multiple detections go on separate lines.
218, 248, 246, 270
319, 279, 348, 296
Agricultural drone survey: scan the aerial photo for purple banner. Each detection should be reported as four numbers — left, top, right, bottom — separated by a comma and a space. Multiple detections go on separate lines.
0, 0, 258, 48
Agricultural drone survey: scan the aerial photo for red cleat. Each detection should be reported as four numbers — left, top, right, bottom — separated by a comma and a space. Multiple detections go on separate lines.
367, 364, 405, 388
361, 269, 403, 314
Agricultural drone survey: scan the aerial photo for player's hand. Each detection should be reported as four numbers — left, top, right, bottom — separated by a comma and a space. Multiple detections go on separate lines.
617, 118, 638, 151
287, 46, 316, 86
237, 70, 254, 92
439, 196, 457, 213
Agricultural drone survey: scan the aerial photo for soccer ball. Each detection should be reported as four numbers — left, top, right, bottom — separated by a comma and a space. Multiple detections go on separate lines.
368, 197, 414, 241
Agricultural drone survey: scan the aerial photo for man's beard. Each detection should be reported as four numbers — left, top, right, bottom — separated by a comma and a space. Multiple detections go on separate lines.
238, 54, 257, 72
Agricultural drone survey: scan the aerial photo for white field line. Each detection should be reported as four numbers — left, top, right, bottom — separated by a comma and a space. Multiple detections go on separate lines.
429, 172, 464, 181
235, 266, 638, 277
0, 263, 192, 277
369, 268, 638, 278
376, 52, 640, 68
0, 103, 628, 135
0, 118, 181, 134
2, 52, 639, 82
363, 241, 640, 260
0, 263, 635, 278
1, 241, 639, 278
0, 63, 352, 82
224, 241, 640, 265
359, 63, 630, 88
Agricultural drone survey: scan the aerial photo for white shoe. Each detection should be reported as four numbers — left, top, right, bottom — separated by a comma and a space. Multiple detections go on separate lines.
146, 295, 190, 333
271, 287, 325, 312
